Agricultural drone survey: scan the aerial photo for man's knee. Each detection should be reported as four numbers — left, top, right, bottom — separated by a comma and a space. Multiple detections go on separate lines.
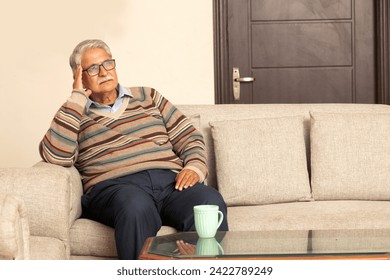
197, 185, 227, 208
198, 186, 229, 230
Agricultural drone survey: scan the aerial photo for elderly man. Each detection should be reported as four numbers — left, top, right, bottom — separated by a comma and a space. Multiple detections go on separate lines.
39, 39, 228, 259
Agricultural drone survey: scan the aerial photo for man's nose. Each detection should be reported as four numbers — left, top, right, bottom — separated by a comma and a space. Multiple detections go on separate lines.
98, 65, 108, 76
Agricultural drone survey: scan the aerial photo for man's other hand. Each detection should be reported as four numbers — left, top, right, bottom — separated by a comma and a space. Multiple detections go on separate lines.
175, 169, 200, 191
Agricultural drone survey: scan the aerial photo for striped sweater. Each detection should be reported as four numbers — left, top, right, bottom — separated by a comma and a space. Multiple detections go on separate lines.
40, 87, 207, 193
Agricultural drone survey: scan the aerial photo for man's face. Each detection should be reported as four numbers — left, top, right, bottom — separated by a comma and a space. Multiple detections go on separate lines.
81, 48, 119, 95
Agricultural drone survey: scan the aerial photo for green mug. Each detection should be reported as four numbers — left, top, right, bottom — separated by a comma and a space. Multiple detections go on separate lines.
193, 205, 224, 238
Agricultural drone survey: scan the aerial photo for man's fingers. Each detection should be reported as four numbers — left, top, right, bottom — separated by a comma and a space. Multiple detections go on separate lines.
175, 172, 185, 190
176, 240, 195, 255
72, 66, 92, 97
176, 172, 190, 190
73, 65, 84, 91
175, 170, 199, 191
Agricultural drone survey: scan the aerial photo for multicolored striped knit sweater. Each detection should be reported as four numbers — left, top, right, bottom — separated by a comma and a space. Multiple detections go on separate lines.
40, 87, 207, 193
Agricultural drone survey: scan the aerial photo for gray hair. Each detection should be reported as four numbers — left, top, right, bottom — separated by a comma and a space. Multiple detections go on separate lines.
69, 39, 112, 74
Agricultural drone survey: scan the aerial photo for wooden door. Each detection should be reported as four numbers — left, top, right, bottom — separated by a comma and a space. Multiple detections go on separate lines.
215, 0, 380, 104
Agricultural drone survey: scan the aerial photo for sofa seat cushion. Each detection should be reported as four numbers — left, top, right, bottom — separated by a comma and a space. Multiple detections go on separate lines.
70, 219, 115, 257
227, 201, 390, 231
310, 112, 390, 200
209, 116, 311, 206
70, 218, 177, 257
30, 236, 67, 260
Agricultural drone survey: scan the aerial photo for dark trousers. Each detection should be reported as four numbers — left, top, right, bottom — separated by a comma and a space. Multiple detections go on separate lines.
81, 169, 229, 260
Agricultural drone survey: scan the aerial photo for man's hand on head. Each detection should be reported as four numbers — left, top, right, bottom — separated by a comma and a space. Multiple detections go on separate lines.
73, 65, 92, 97
175, 169, 200, 191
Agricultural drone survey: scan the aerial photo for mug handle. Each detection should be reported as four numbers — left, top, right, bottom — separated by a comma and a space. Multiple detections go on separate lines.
217, 210, 224, 229
217, 241, 224, 255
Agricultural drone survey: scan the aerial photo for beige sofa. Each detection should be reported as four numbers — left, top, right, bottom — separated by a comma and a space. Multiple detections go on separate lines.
2, 103, 390, 260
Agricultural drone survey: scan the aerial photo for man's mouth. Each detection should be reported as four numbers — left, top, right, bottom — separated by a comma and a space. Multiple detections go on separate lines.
98, 78, 113, 85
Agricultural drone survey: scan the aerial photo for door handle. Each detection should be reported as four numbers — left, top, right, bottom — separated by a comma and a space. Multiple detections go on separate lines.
234, 77, 255, 82
232, 67, 255, 101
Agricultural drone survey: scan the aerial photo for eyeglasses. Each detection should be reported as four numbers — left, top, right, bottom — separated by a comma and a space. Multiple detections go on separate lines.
82, 59, 116, 76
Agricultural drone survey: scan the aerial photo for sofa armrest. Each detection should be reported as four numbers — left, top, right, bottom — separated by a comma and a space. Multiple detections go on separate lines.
0, 163, 84, 258
0, 193, 30, 260
33, 162, 83, 226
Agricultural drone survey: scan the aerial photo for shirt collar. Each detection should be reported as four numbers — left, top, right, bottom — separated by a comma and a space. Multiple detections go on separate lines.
86, 84, 132, 112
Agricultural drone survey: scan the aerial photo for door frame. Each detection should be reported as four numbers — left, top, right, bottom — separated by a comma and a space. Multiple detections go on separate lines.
213, 0, 390, 104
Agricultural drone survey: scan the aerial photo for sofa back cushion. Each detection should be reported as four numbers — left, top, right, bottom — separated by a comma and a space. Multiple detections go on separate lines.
310, 112, 390, 200
209, 116, 312, 206
177, 104, 390, 192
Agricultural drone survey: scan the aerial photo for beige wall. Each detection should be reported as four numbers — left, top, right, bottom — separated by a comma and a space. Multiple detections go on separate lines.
0, 0, 215, 168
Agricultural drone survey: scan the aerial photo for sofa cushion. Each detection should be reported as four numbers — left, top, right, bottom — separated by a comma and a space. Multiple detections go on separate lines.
227, 201, 390, 231
178, 104, 390, 191
70, 219, 116, 257
70, 218, 177, 257
310, 112, 390, 200
209, 116, 312, 206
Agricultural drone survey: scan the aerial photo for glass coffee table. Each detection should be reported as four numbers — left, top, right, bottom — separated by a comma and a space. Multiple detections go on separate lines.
139, 229, 390, 260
